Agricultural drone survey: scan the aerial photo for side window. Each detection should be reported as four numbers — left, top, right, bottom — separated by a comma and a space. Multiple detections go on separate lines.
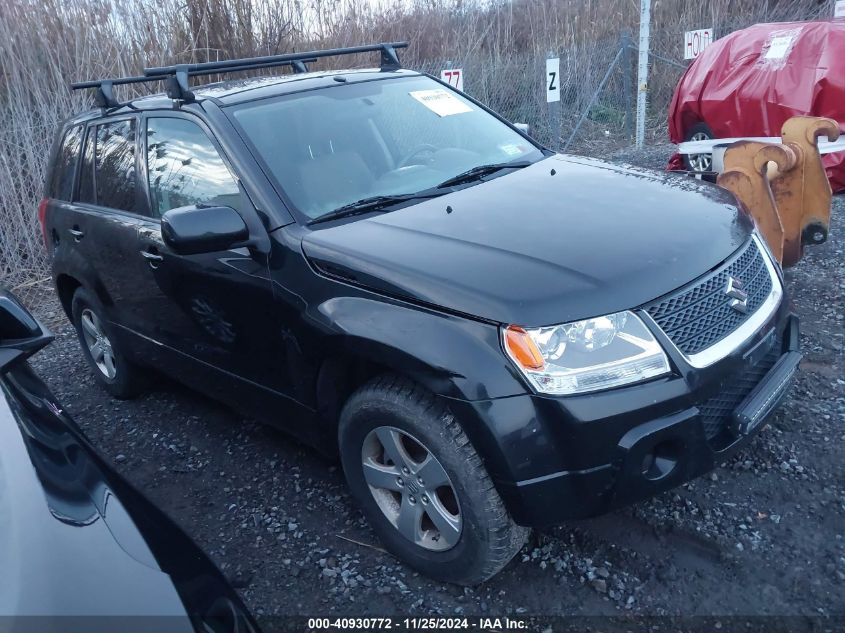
95, 119, 141, 213
76, 127, 96, 204
145, 117, 244, 218
49, 126, 83, 201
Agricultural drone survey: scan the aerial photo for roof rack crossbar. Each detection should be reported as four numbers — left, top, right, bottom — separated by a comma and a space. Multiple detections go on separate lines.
143, 42, 409, 77
71, 75, 158, 90
187, 57, 318, 77
70, 57, 317, 107
70, 42, 408, 108
71, 75, 165, 109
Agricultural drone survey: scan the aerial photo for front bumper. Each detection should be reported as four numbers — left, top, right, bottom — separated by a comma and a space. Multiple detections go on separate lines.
447, 304, 800, 527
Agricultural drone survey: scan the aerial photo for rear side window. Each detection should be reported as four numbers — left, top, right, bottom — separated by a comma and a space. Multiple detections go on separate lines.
145, 117, 243, 218
48, 125, 83, 201
95, 119, 141, 213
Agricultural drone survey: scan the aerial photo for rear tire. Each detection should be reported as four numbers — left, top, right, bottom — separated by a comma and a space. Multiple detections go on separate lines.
683, 122, 714, 172
71, 287, 147, 399
339, 374, 528, 585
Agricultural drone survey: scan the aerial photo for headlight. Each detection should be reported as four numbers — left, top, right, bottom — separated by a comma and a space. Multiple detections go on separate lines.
503, 311, 670, 395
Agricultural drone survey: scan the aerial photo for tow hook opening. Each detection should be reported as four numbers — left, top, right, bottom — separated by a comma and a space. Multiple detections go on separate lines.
640, 440, 681, 481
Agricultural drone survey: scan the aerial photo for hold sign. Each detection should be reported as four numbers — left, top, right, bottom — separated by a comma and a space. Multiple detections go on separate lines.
440, 69, 464, 92
684, 28, 714, 60
545, 57, 560, 103
836, 0, 845, 18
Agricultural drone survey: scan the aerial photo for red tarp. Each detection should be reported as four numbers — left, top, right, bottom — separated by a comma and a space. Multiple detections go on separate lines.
667, 20, 845, 192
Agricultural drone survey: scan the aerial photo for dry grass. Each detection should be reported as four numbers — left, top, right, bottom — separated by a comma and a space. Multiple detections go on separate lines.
0, 0, 827, 289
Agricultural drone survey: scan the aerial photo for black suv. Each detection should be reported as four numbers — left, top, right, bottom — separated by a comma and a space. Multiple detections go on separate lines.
41, 44, 800, 584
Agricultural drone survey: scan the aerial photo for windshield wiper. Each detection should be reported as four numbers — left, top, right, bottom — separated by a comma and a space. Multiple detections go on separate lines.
435, 160, 534, 189
308, 160, 535, 225
308, 191, 446, 226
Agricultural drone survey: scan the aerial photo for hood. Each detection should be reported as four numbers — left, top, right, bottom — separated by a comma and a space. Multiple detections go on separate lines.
302, 155, 753, 326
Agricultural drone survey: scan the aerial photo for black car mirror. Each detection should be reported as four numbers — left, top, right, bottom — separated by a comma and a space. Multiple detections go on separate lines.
161, 205, 249, 256
0, 289, 53, 371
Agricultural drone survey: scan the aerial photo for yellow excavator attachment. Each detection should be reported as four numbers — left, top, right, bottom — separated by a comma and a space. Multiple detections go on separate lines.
715, 116, 839, 268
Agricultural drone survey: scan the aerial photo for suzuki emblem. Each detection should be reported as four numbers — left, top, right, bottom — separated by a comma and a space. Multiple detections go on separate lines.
725, 276, 749, 314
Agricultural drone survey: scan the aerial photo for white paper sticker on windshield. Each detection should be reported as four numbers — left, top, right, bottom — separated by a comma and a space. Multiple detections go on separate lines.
764, 35, 794, 60
500, 143, 523, 156
410, 89, 473, 117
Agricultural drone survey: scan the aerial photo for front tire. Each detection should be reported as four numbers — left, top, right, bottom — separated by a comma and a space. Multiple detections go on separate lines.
71, 287, 147, 399
339, 375, 528, 585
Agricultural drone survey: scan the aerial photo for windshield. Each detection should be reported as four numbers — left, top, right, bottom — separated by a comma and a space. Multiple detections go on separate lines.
229, 75, 544, 220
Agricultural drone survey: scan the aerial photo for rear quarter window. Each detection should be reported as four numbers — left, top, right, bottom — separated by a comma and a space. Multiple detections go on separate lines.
73, 119, 144, 213
48, 125, 83, 201
95, 119, 142, 213
76, 128, 95, 204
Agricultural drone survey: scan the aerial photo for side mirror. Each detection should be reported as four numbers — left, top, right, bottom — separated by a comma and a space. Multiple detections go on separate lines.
161, 205, 249, 256
0, 289, 53, 371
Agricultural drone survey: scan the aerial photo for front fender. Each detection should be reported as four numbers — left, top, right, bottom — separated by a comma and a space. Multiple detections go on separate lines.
312, 296, 526, 401
309, 294, 534, 491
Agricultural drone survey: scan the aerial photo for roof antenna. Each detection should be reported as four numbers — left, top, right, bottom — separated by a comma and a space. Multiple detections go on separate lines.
166, 65, 195, 103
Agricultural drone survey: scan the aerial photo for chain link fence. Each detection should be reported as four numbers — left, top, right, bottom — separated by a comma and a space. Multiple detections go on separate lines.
410, 32, 688, 157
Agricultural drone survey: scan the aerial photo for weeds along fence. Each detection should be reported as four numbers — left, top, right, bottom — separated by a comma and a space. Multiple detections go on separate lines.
0, 0, 829, 301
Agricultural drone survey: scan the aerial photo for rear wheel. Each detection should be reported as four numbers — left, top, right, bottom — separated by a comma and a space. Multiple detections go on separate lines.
71, 287, 147, 399
684, 122, 714, 172
339, 375, 528, 585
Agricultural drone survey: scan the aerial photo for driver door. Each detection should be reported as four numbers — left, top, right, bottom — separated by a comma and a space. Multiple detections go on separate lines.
129, 113, 284, 402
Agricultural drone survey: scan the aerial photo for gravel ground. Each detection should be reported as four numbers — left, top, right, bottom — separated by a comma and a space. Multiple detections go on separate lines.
24, 153, 845, 621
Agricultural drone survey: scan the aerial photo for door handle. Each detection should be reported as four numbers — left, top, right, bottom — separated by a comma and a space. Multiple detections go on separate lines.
68, 228, 84, 241
140, 249, 164, 268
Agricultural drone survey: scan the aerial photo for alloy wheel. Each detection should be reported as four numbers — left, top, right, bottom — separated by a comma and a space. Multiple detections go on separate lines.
361, 426, 462, 551
80, 308, 117, 379
688, 131, 713, 172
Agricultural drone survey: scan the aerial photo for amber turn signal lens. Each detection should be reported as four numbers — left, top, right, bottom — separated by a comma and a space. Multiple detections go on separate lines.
504, 326, 545, 370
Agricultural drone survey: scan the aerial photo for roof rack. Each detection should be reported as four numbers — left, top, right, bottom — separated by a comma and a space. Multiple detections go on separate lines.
70, 58, 318, 108
71, 42, 409, 109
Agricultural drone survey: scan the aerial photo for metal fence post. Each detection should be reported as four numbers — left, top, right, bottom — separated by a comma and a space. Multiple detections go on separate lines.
635, 0, 651, 149
548, 50, 560, 149
621, 31, 634, 140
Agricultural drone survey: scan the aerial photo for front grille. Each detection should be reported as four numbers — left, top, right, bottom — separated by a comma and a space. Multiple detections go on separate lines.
697, 337, 782, 441
645, 239, 773, 356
